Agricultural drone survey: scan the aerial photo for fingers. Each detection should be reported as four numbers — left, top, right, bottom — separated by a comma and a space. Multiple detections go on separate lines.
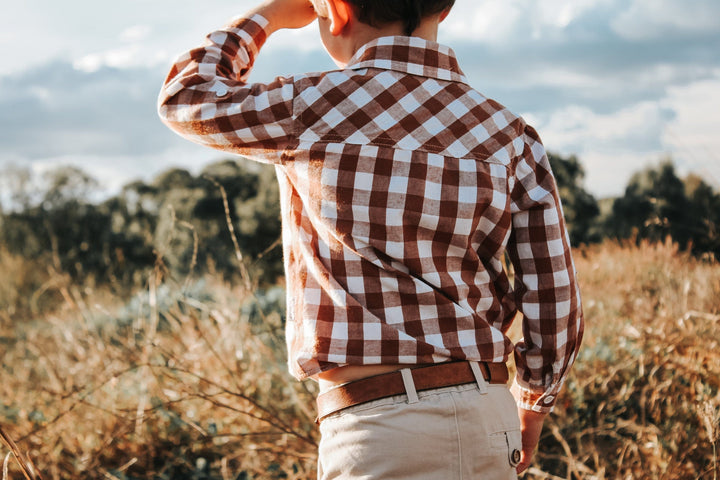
515, 408, 548, 475
515, 447, 533, 474
253, 0, 318, 31
516, 429, 540, 474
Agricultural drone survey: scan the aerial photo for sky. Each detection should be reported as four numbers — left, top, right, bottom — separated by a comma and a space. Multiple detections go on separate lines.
1, 0, 719, 199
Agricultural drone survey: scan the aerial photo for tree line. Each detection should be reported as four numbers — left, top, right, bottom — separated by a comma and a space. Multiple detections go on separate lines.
548, 154, 720, 256
0, 153, 718, 299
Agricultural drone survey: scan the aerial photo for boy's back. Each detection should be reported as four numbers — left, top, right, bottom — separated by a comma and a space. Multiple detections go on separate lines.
159, 1, 583, 477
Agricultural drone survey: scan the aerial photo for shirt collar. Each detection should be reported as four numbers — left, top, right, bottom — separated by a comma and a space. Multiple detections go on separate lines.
346, 36, 469, 84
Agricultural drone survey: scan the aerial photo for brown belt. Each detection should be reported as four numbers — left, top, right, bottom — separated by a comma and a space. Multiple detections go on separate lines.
316, 361, 509, 423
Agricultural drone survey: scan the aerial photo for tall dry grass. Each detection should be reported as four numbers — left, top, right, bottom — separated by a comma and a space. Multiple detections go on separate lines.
1, 246, 318, 478
525, 239, 720, 480
1, 238, 719, 479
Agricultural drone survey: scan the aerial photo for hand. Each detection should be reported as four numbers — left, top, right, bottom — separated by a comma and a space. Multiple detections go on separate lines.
516, 408, 547, 474
250, 0, 318, 32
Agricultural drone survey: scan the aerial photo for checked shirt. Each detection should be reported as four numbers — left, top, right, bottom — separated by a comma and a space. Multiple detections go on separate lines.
158, 14, 584, 413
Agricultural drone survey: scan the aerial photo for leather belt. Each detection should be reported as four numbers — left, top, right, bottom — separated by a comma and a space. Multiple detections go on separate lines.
316, 361, 509, 423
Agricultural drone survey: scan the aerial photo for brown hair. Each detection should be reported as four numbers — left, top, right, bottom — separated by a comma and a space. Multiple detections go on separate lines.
345, 0, 455, 36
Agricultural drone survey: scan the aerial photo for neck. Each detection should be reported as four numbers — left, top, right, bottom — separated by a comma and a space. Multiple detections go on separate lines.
341, 15, 441, 63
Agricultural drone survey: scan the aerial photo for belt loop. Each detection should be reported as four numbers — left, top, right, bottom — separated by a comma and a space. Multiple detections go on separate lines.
400, 368, 419, 404
470, 362, 488, 394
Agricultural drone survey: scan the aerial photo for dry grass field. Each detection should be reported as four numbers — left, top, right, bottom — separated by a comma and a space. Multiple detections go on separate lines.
1, 238, 719, 479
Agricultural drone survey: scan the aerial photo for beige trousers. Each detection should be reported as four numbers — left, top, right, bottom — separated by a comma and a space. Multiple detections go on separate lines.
317, 375, 521, 479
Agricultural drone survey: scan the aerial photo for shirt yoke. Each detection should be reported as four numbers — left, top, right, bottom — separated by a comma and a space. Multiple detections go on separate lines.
289, 68, 526, 168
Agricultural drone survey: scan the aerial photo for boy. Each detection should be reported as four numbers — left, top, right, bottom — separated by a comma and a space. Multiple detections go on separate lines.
158, 0, 584, 478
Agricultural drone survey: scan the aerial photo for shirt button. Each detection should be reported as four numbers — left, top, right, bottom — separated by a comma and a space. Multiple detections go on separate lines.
543, 395, 555, 404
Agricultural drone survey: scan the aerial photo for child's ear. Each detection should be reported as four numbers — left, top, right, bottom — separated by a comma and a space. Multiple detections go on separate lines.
439, 8, 451, 22
326, 0, 351, 35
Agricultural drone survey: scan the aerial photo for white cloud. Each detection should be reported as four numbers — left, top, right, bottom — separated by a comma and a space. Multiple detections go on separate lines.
73, 45, 170, 73
577, 150, 666, 198
526, 69, 601, 89
534, 0, 609, 29
529, 0, 614, 40
532, 71, 720, 197
612, 0, 720, 40
443, 1, 523, 43
443, 0, 609, 43
532, 101, 670, 196
0, 0, 262, 76
519, 103, 669, 198
120, 25, 152, 43
539, 102, 666, 149
70, 7, 322, 74
661, 72, 720, 187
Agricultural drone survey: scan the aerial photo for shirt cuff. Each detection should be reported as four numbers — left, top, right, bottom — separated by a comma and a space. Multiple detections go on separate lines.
510, 378, 557, 414
224, 13, 270, 32
212, 14, 271, 82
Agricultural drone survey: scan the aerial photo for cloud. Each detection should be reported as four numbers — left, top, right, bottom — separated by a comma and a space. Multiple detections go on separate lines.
528, 73, 720, 197
0, 45, 331, 158
532, 0, 611, 30
0, 48, 330, 197
661, 72, 720, 187
443, 0, 720, 46
443, 0, 612, 44
527, 101, 670, 197
73, 23, 167, 73
73, 45, 170, 73
574, 150, 667, 198
537, 102, 671, 153
443, 2, 524, 44
0, 0, 264, 75
2, 0, 719, 201
0, 61, 171, 159
612, 0, 720, 40
450, 32, 719, 122
17, 146, 218, 197
120, 25, 152, 43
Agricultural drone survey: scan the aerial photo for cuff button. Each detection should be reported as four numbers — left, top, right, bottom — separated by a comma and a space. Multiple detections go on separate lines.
543, 395, 555, 404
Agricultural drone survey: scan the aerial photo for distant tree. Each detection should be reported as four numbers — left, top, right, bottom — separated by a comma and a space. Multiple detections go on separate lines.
606, 160, 720, 258
548, 153, 601, 245
41, 165, 99, 208
683, 174, 720, 257
0, 166, 156, 286
609, 161, 684, 241
230, 164, 283, 282
0, 159, 287, 299
197, 160, 283, 282
0, 209, 47, 261
115, 160, 283, 284
0, 165, 35, 212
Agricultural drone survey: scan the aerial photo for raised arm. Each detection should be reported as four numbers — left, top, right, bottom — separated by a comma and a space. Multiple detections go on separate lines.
157, 0, 317, 162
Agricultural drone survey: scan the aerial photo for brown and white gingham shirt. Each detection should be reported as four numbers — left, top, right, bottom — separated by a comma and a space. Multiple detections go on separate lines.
159, 14, 583, 413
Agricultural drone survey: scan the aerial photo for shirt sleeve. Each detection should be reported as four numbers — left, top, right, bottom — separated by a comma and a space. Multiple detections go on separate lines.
507, 124, 584, 414
157, 14, 297, 163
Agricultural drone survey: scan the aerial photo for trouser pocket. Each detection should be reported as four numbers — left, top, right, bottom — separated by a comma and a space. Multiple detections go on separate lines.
485, 428, 521, 480
490, 429, 522, 468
